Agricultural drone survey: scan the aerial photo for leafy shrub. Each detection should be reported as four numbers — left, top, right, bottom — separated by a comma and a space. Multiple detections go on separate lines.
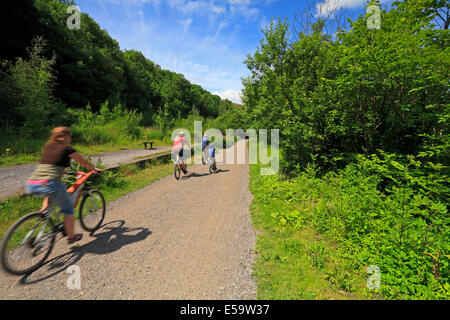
253, 149, 449, 299
71, 102, 143, 145
63, 156, 126, 191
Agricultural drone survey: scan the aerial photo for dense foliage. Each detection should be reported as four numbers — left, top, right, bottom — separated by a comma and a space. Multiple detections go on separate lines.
251, 154, 449, 299
244, 0, 449, 299
242, 0, 449, 172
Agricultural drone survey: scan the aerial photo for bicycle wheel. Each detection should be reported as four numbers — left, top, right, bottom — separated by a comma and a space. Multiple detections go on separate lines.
174, 164, 181, 180
1, 212, 56, 275
79, 190, 106, 232
209, 162, 218, 174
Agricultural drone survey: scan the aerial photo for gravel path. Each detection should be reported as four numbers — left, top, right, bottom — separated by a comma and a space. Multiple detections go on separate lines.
0, 147, 172, 200
0, 140, 257, 300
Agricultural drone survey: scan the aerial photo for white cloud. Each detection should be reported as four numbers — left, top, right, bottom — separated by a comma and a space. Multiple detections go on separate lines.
105, 0, 161, 7
169, 0, 226, 15
227, 0, 251, 5
315, 0, 390, 17
213, 89, 243, 104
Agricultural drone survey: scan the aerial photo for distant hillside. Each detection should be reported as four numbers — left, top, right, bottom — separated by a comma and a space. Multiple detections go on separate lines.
0, 0, 234, 128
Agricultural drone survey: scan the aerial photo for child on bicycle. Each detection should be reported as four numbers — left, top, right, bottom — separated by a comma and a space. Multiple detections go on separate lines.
26, 127, 99, 244
201, 134, 210, 164
205, 142, 216, 166
202, 134, 216, 166
172, 131, 190, 174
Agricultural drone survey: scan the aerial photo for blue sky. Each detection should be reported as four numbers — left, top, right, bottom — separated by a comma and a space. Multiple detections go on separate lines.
74, 0, 393, 104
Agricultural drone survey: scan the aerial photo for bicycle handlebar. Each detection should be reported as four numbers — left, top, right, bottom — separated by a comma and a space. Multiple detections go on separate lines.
66, 169, 102, 176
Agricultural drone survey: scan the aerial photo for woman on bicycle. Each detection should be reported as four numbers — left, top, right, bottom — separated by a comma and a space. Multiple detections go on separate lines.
26, 127, 98, 244
172, 131, 190, 174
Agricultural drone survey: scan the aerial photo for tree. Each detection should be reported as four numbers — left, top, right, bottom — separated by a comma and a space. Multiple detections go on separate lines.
242, 1, 449, 172
1, 37, 60, 136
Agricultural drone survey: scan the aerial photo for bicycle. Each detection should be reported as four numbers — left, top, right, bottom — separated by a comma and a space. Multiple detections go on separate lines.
0, 169, 105, 275
203, 144, 218, 174
207, 155, 218, 174
174, 147, 189, 180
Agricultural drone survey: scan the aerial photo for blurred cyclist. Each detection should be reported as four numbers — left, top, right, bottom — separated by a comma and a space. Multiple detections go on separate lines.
201, 134, 210, 164
173, 131, 190, 174
26, 127, 99, 244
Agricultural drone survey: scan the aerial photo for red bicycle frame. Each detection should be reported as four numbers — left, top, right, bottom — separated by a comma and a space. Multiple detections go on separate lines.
66, 170, 98, 208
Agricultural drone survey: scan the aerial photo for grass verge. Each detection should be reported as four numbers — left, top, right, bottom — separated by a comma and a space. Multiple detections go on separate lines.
249, 162, 376, 300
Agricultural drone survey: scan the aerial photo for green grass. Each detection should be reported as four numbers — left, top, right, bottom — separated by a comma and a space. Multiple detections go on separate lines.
0, 196, 42, 241
0, 135, 44, 166
249, 163, 376, 300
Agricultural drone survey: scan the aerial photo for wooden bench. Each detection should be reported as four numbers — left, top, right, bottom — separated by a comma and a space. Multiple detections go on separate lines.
143, 141, 154, 150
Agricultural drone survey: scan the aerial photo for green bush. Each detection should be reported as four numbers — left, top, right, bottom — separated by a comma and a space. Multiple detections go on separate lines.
252, 149, 449, 299
63, 156, 126, 191
71, 102, 143, 145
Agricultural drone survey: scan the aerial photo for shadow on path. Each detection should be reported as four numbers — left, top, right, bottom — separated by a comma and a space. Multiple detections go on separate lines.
20, 220, 151, 285
179, 169, 231, 180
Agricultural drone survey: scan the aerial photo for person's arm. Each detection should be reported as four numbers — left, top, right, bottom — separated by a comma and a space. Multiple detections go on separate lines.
69, 152, 95, 171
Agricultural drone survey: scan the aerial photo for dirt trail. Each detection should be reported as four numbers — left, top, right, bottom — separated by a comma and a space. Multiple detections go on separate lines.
0, 140, 257, 300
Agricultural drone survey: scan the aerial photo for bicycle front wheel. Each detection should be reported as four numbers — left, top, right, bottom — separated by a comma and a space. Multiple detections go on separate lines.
0, 212, 56, 275
79, 190, 106, 232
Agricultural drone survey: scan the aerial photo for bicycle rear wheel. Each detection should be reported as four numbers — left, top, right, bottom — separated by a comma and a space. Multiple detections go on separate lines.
174, 164, 181, 180
79, 190, 106, 232
0, 212, 56, 275
209, 162, 218, 174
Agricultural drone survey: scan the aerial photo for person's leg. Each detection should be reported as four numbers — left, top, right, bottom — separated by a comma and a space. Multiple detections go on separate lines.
179, 149, 187, 173
49, 181, 79, 240
64, 214, 75, 238
40, 197, 49, 212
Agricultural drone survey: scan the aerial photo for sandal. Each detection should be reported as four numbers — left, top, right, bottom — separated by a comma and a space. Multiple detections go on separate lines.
68, 234, 83, 244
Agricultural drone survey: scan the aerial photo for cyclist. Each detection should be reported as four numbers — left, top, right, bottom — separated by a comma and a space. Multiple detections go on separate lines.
25, 127, 99, 244
201, 134, 210, 164
205, 141, 216, 167
173, 131, 190, 174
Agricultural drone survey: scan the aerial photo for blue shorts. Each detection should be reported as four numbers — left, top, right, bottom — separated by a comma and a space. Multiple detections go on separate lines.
26, 181, 75, 215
